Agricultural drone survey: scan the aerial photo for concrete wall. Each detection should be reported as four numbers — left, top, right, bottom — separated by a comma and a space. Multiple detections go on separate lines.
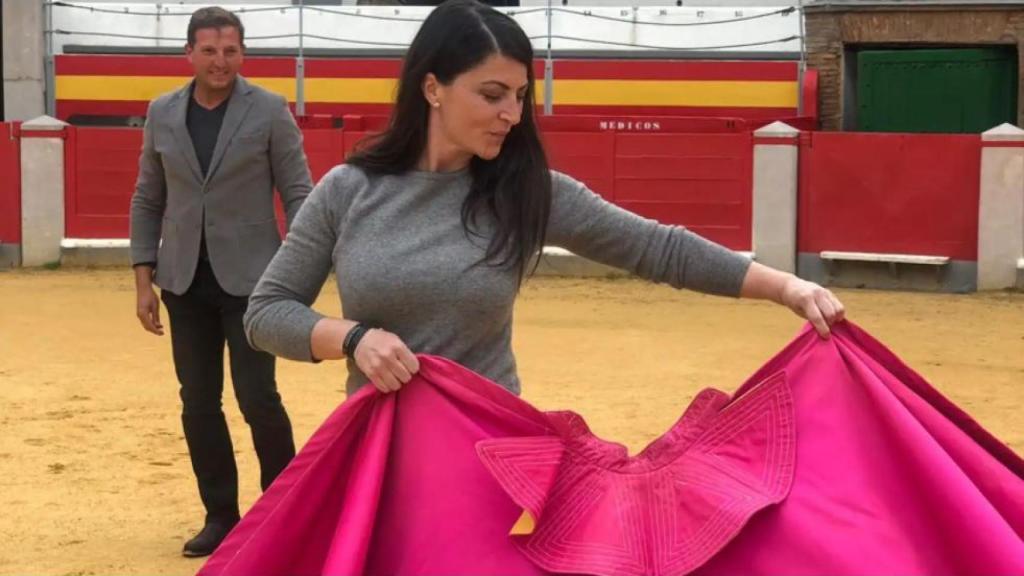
752, 121, 800, 274
978, 123, 1024, 290
3, 0, 46, 121
20, 116, 67, 267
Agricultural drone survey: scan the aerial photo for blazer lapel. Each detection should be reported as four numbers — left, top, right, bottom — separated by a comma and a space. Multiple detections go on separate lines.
169, 82, 204, 185
204, 76, 254, 184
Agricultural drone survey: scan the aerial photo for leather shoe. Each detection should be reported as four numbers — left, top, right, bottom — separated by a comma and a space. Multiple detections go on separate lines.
182, 519, 237, 558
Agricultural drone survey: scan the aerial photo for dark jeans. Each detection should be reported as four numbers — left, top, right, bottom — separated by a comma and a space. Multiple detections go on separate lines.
161, 260, 295, 524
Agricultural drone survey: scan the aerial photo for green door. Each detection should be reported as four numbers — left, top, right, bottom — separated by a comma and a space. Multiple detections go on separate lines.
857, 48, 1017, 133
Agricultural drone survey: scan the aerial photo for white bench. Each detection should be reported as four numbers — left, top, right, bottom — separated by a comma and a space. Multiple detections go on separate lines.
61, 238, 130, 249
820, 251, 950, 266
819, 250, 950, 279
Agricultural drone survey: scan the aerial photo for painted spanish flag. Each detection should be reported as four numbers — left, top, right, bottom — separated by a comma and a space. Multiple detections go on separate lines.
55, 54, 811, 121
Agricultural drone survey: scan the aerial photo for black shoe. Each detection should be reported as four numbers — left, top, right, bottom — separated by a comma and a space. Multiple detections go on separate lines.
182, 520, 237, 558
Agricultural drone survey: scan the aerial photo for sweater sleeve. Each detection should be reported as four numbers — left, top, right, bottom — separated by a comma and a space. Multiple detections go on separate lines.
545, 170, 752, 297
243, 166, 351, 361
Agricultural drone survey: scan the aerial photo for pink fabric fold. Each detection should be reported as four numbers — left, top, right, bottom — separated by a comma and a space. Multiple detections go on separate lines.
476, 370, 796, 576
199, 322, 1024, 576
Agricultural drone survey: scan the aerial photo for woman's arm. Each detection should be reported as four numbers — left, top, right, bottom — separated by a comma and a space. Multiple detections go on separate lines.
547, 171, 845, 336
739, 261, 845, 337
244, 166, 419, 392
310, 318, 418, 393
547, 171, 750, 296
244, 170, 337, 361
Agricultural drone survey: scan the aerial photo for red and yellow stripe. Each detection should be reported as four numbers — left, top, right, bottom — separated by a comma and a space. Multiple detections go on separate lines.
55, 55, 806, 119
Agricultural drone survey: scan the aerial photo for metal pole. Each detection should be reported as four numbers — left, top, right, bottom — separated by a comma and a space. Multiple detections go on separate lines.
797, 0, 806, 117
296, 0, 306, 116
44, 1, 56, 117
543, 0, 553, 115
155, 3, 162, 49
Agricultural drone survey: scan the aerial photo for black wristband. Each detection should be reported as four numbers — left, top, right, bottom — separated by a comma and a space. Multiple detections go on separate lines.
343, 323, 370, 358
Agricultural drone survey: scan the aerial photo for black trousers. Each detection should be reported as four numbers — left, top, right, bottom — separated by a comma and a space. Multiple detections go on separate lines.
161, 260, 295, 524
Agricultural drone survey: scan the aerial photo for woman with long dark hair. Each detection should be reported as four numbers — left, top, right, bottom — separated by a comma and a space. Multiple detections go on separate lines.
243, 0, 843, 397
195, 10, 1024, 576
191, 5, 1024, 574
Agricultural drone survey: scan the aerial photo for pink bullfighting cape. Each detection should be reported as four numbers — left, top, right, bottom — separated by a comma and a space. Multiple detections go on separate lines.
199, 322, 1024, 576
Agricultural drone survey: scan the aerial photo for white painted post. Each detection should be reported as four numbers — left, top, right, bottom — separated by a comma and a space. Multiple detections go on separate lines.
978, 123, 1024, 290
19, 115, 68, 267
752, 121, 801, 274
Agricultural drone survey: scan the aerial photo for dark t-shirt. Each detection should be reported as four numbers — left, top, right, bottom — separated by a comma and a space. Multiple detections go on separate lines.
186, 90, 229, 261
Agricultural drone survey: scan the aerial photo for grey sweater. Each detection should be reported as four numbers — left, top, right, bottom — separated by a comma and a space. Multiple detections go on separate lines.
244, 165, 752, 395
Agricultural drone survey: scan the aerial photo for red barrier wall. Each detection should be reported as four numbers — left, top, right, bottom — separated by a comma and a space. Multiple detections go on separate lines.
65, 125, 754, 251
302, 128, 347, 183
798, 132, 981, 260
615, 133, 753, 250
544, 132, 617, 202
336, 127, 752, 249
67, 127, 349, 238
275, 128, 347, 234
0, 123, 20, 244
65, 127, 142, 238
343, 114, 758, 134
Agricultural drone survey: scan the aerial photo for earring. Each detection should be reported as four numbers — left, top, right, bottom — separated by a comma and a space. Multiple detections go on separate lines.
431, 101, 440, 108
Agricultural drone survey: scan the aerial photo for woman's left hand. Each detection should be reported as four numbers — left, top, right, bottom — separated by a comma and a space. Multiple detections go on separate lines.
779, 276, 845, 338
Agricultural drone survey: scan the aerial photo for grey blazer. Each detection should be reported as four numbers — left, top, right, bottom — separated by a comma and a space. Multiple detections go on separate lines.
129, 76, 313, 296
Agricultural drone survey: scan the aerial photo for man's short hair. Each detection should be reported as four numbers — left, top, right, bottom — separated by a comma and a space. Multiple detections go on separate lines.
187, 6, 245, 46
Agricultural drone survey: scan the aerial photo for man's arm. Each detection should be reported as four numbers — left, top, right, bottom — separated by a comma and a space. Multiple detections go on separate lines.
268, 97, 313, 229
129, 101, 167, 335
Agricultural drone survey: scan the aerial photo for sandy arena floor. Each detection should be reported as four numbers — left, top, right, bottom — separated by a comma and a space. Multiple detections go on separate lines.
0, 269, 1021, 575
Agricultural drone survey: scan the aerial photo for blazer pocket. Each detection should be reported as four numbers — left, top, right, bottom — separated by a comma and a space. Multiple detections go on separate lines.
157, 218, 177, 275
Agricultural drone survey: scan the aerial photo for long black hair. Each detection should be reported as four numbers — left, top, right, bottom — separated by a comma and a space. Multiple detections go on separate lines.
346, 0, 551, 282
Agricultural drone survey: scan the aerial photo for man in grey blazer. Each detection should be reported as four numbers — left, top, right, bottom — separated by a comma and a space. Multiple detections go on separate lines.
129, 7, 313, 558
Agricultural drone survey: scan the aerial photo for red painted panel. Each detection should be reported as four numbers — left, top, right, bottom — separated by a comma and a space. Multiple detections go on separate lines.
614, 133, 752, 250
305, 59, 404, 78
339, 115, 390, 132
621, 205, 751, 250
343, 131, 374, 157
342, 115, 751, 134
302, 128, 346, 183
276, 128, 347, 234
66, 127, 349, 238
0, 123, 21, 243
618, 201, 746, 226
66, 127, 141, 238
57, 100, 152, 119
539, 115, 748, 133
616, 132, 750, 156
62, 123, 754, 256
543, 132, 616, 201
617, 155, 742, 180
615, 178, 746, 204
798, 132, 981, 260
802, 69, 818, 126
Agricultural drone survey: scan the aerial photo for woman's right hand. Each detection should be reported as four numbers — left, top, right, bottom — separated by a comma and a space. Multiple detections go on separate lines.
352, 329, 420, 393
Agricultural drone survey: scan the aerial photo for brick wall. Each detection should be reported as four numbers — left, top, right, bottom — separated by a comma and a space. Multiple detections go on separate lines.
805, 4, 1024, 130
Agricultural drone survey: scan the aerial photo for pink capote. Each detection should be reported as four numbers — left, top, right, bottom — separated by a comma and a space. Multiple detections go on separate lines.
199, 322, 1024, 576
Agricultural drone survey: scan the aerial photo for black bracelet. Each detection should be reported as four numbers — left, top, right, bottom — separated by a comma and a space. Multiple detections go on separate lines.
343, 323, 370, 358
